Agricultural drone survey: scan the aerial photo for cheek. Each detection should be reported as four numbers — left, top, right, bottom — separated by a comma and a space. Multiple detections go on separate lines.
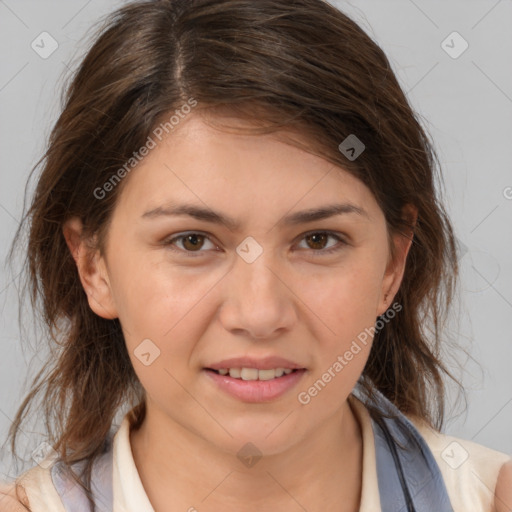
109, 252, 227, 385
295, 253, 385, 347
114, 264, 216, 399
294, 262, 383, 408
109, 244, 215, 333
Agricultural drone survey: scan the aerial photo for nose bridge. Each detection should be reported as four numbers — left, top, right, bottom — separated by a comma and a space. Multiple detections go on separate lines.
220, 237, 295, 338
234, 238, 283, 303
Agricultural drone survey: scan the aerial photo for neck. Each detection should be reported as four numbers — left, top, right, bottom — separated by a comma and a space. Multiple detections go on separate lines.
130, 398, 363, 512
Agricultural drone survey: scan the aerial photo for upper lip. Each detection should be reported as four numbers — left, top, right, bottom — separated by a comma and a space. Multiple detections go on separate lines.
206, 356, 306, 371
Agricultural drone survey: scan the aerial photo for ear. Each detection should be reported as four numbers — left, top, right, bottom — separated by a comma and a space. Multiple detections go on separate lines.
377, 204, 417, 316
62, 217, 118, 320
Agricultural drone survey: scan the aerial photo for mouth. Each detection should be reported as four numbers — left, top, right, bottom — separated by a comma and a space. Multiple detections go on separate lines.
204, 367, 302, 381
203, 367, 307, 402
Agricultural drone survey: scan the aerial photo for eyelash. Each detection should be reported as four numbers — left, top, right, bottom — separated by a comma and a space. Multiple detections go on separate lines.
163, 231, 347, 258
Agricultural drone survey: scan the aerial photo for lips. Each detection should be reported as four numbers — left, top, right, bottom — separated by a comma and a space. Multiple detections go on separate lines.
204, 366, 307, 402
203, 355, 308, 402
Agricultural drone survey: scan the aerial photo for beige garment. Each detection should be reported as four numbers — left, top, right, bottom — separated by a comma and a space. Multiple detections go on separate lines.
1, 393, 510, 511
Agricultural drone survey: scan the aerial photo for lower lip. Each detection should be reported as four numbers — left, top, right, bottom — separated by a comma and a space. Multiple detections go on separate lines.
203, 369, 307, 402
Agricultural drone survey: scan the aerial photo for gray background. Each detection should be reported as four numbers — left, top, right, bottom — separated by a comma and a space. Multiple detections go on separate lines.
1, 0, 511, 479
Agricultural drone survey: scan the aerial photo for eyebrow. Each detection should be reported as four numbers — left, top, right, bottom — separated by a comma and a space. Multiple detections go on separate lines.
141, 201, 369, 230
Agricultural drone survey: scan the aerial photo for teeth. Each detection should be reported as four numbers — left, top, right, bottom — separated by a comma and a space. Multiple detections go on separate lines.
215, 367, 295, 380
228, 368, 241, 378
258, 369, 281, 380
241, 368, 259, 380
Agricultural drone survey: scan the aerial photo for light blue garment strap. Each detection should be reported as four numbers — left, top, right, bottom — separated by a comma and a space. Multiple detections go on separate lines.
353, 383, 454, 512
50, 430, 115, 512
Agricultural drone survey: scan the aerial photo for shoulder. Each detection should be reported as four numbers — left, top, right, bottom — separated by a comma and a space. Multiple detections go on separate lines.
408, 415, 511, 511
494, 458, 512, 512
0, 481, 30, 511
1, 464, 65, 512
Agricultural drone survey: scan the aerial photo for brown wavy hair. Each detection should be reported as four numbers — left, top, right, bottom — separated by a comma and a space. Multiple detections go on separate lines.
4, 0, 464, 509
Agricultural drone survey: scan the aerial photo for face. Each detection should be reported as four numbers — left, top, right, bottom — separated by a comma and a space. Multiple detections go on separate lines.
65, 112, 412, 456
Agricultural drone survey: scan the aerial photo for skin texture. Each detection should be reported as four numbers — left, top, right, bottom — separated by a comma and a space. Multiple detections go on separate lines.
63, 113, 415, 512
494, 459, 512, 512
0, 483, 30, 511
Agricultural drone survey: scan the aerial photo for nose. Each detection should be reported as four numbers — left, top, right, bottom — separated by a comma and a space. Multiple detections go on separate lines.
218, 249, 297, 340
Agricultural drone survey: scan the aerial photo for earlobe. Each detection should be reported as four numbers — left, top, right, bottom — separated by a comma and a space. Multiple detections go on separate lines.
377, 205, 417, 316
62, 217, 118, 320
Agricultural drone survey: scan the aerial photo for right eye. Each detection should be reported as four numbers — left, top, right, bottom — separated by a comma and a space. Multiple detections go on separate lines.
163, 232, 219, 256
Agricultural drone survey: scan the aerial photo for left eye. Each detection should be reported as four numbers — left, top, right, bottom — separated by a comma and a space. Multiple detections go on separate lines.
164, 231, 346, 256
296, 231, 346, 255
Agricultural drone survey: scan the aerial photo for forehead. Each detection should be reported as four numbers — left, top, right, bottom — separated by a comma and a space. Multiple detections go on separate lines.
112, 113, 381, 225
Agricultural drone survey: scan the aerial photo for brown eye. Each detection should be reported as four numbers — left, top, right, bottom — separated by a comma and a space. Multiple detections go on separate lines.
305, 233, 329, 250
164, 232, 217, 255
297, 231, 347, 256
181, 233, 206, 251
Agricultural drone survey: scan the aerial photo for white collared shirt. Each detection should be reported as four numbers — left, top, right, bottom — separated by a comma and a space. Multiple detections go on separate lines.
5, 393, 510, 511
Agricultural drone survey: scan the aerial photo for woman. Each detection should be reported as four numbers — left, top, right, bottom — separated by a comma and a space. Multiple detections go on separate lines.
1, 0, 510, 510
